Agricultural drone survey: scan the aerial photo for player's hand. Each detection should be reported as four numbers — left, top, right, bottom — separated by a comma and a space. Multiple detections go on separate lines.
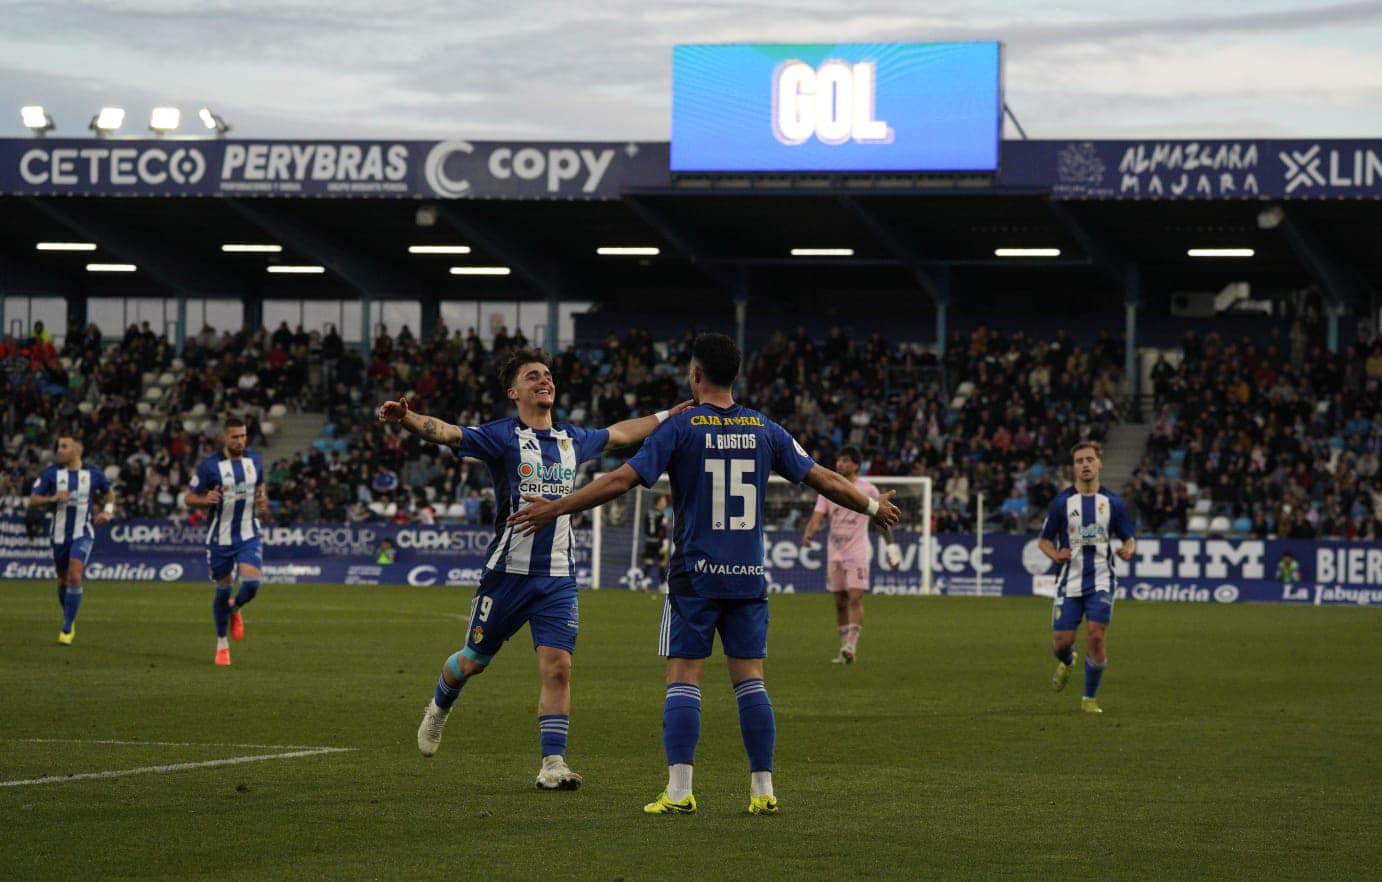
507, 494, 561, 536
54, 489, 69, 504
205, 488, 222, 506
1115, 541, 1136, 561
800, 535, 814, 549
93, 511, 113, 526
1051, 548, 1073, 562
886, 542, 902, 570
667, 399, 695, 417
870, 490, 901, 530
377, 396, 409, 424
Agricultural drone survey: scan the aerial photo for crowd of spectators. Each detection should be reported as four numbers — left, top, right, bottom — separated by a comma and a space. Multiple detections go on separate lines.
1130, 322, 1381, 541
4, 312, 1377, 542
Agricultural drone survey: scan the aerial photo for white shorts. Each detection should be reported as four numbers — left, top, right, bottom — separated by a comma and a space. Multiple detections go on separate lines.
827, 559, 869, 593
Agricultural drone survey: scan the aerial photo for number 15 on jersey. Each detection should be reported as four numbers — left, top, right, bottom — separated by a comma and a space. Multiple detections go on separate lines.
705, 460, 757, 531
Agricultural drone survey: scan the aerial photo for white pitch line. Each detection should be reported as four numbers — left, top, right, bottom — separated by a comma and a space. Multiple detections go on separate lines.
0, 747, 354, 788
14, 738, 328, 750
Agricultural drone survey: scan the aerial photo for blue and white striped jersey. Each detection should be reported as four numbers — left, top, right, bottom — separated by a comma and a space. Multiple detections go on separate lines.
32, 466, 111, 545
455, 418, 609, 577
189, 451, 265, 547
1039, 486, 1135, 597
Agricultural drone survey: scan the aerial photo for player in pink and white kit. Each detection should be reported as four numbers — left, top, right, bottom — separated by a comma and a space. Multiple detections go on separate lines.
801, 447, 901, 664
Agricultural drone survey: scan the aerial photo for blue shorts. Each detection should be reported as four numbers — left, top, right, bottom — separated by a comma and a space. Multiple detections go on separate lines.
462, 570, 579, 663
660, 594, 769, 659
1052, 591, 1114, 631
207, 537, 264, 582
52, 537, 94, 575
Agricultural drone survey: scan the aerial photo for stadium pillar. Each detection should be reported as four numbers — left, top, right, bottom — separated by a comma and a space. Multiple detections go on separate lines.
421, 294, 440, 344
546, 291, 559, 353
1124, 265, 1141, 419
734, 281, 748, 357
175, 294, 187, 352
936, 299, 947, 359
1327, 302, 1341, 353
360, 295, 372, 359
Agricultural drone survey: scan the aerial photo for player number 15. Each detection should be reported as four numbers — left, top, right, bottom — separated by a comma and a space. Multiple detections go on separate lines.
704, 459, 757, 531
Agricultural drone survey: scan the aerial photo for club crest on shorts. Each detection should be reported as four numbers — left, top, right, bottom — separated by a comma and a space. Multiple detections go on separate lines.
471, 625, 484, 644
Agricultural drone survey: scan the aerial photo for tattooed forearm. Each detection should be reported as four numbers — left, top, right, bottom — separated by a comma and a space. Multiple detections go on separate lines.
420, 418, 440, 441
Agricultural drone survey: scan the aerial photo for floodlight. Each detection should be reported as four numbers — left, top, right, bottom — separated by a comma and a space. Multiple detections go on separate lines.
149, 107, 181, 134
198, 107, 231, 136
21, 105, 54, 135
89, 107, 126, 136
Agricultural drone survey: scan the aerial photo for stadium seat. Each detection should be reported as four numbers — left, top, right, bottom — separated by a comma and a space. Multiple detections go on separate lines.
143, 419, 161, 434
190, 402, 208, 417
569, 407, 586, 423
1162, 465, 1181, 479
77, 401, 94, 415
268, 403, 288, 419
59, 356, 74, 370
182, 419, 201, 434
104, 464, 120, 481
623, 392, 637, 408
170, 358, 185, 371
38, 449, 54, 465
331, 438, 347, 452
1169, 449, 1187, 464
313, 439, 330, 452
1208, 516, 1232, 534
1192, 498, 1213, 515
143, 386, 163, 401
1232, 517, 1253, 534
1187, 514, 1210, 534
141, 371, 156, 387
157, 372, 175, 386
261, 421, 277, 438
446, 502, 466, 519
136, 401, 153, 415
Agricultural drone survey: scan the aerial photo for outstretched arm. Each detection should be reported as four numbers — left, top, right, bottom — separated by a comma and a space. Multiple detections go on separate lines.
377, 396, 463, 448
604, 400, 695, 450
803, 464, 901, 530
507, 464, 642, 536
801, 510, 825, 547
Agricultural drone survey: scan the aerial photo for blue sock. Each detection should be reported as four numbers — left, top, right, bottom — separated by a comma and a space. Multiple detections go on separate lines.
233, 579, 260, 609
213, 585, 232, 638
434, 652, 470, 710
539, 714, 570, 758
1084, 656, 1107, 699
663, 682, 702, 766
62, 585, 83, 632
734, 678, 775, 773
1054, 645, 1074, 665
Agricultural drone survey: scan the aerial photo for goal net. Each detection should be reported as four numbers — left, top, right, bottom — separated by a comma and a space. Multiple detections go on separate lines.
591, 475, 932, 594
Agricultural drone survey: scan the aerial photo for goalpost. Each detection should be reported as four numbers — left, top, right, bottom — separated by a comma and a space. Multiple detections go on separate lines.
591, 475, 932, 594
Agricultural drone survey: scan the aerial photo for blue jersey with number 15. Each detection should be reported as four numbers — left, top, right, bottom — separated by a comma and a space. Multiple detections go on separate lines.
627, 402, 815, 599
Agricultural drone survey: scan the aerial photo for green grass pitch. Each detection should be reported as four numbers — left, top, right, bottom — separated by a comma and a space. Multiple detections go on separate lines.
1, 582, 1377, 881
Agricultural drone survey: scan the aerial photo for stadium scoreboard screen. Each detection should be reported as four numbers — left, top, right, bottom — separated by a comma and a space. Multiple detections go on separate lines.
671, 42, 1002, 174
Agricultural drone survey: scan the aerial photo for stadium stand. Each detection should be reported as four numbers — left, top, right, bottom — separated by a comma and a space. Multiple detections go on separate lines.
5, 314, 1375, 540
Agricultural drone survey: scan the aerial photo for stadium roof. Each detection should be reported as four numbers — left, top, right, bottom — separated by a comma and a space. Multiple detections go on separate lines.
0, 137, 1378, 321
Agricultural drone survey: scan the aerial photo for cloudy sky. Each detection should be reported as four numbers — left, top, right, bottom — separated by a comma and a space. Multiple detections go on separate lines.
1, 0, 1380, 141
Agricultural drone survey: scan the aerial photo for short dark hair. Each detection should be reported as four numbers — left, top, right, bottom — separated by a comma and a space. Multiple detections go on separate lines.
837, 445, 863, 465
224, 416, 246, 430
56, 432, 83, 447
1071, 440, 1102, 459
691, 333, 741, 388
500, 347, 554, 390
